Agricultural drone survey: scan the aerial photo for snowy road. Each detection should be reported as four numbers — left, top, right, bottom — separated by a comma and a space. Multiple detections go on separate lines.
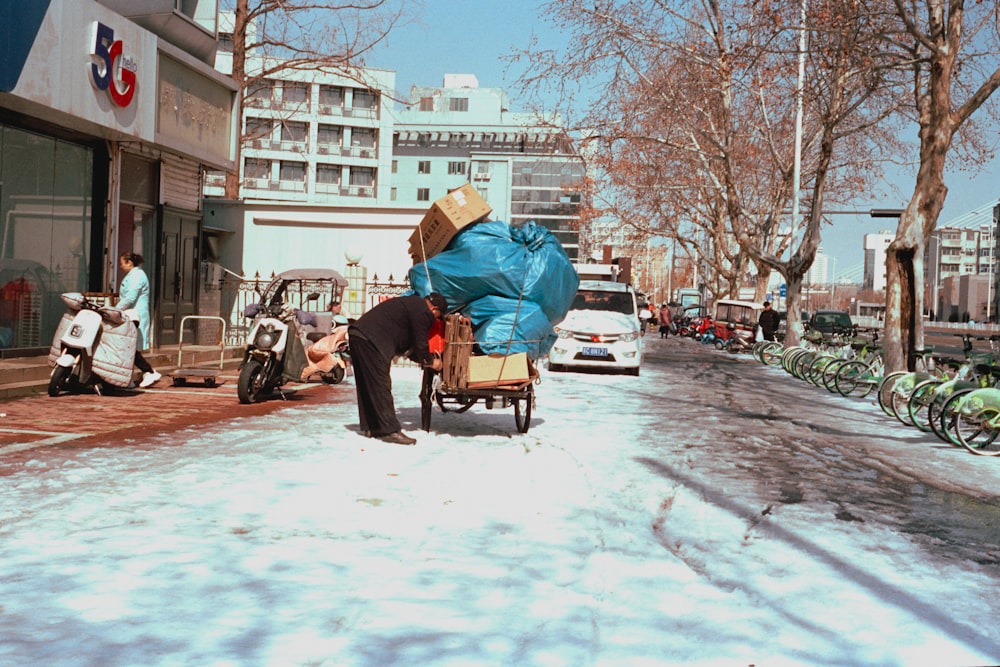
1, 337, 999, 666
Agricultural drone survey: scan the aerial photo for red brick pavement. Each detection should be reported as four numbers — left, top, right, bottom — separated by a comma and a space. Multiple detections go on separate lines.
0, 368, 355, 472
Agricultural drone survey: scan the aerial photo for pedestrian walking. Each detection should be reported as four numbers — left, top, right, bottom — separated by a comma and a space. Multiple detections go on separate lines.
116, 252, 161, 388
658, 303, 673, 338
348, 293, 447, 445
758, 300, 780, 342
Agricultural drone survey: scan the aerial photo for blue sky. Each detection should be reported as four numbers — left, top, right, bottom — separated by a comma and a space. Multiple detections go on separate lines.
368, 2, 1000, 278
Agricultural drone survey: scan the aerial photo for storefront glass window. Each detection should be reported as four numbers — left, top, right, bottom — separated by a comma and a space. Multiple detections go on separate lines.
0, 124, 93, 351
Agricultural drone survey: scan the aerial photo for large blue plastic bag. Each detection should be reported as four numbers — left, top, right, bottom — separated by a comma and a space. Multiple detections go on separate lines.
407, 220, 579, 325
464, 296, 557, 359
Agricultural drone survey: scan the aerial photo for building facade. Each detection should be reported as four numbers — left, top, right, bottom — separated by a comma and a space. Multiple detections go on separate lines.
205, 25, 587, 295
0, 0, 237, 354
927, 219, 998, 321
863, 231, 894, 292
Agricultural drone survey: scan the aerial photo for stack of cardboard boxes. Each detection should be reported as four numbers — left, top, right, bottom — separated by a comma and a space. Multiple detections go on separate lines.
409, 185, 534, 391
440, 314, 535, 390
408, 184, 492, 264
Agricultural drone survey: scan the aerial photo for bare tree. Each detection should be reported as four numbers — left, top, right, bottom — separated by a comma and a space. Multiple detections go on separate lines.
880, 0, 1000, 371
222, 0, 409, 198
515, 0, 902, 345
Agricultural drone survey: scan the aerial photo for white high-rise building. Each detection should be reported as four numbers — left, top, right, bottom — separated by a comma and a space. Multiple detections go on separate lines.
863, 232, 895, 291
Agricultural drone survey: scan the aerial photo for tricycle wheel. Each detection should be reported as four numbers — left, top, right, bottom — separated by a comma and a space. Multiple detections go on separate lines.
514, 390, 532, 433
204, 377, 216, 388
172, 376, 186, 387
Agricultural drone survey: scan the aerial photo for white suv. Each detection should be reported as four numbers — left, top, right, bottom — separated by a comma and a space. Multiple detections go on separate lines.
548, 280, 643, 376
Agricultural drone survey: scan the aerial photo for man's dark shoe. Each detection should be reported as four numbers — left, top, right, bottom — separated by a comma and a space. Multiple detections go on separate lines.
378, 431, 416, 445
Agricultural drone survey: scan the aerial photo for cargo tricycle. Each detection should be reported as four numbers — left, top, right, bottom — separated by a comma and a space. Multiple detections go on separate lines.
419, 314, 538, 434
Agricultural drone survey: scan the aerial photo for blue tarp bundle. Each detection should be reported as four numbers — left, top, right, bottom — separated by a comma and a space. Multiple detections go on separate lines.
408, 220, 579, 359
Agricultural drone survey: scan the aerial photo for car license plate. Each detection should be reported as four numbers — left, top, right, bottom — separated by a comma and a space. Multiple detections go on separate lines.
582, 346, 608, 357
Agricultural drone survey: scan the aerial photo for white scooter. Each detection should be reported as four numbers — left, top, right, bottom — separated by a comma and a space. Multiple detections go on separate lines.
237, 295, 311, 404
47, 292, 138, 396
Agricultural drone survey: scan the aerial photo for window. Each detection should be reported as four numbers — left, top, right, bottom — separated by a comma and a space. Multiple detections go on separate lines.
390, 187, 397, 201
245, 118, 271, 142
353, 89, 376, 110
448, 161, 467, 175
350, 167, 375, 186
418, 161, 431, 174
449, 97, 468, 112
279, 160, 305, 182
319, 85, 343, 107
246, 80, 274, 106
351, 127, 376, 148
280, 121, 307, 143
419, 97, 433, 111
282, 82, 309, 106
316, 164, 341, 184
317, 124, 342, 147
417, 188, 430, 201
218, 33, 234, 54
391, 160, 398, 174
244, 158, 270, 180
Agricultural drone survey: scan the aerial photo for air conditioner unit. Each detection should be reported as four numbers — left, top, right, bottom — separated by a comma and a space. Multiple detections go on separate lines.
269, 182, 281, 191
343, 108, 353, 117
317, 146, 329, 155
359, 149, 373, 158
341, 148, 353, 157
250, 139, 263, 149
270, 141, 282, 150
473, 172, 491, 181
358, 187, 371, 197
320, 105, 332, 115
340, 188, 352, 196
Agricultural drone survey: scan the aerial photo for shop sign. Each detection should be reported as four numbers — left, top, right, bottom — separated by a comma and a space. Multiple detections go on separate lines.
90, 21, 137, 108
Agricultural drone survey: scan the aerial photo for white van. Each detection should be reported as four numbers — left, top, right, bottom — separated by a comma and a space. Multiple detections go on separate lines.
548, 280, 643, 375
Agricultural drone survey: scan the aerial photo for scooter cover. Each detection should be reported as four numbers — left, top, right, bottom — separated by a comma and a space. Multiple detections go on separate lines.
91, 316, 138, 387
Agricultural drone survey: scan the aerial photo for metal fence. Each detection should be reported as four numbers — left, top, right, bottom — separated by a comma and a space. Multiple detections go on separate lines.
214, 272, 412, 346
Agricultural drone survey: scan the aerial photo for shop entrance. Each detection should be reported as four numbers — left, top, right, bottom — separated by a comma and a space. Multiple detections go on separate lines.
157, 209, 199, 345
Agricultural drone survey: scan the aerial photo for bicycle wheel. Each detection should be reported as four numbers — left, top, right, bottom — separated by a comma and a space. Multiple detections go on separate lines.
833, 360, 867, 397
808, 354, 840, 386
955, 407, 1000, 453
907, 379, 943, 432
781, 347, 806, 375
937, 388, 977, 446
792, 350, 818, 380
876, 371, 908, 417
760, 342, 784, 366
822, 358, 850, 392
891, 381, 917, 425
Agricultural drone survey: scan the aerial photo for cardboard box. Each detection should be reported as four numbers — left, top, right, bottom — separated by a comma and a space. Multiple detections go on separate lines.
466, 352, 534, 389
441, 314, 473, 389
408, 184, 492, 263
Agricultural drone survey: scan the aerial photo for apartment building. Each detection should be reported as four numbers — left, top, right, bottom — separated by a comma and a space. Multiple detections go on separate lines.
204, 21, 586, 285
927, 221, 998, 321
394, 74, 585, 260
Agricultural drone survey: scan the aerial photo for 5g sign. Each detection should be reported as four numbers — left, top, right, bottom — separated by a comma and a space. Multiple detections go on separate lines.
90, 22, 137, 108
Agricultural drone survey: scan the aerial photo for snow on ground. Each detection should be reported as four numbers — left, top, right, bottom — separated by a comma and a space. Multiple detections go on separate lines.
1, 344, 998, 666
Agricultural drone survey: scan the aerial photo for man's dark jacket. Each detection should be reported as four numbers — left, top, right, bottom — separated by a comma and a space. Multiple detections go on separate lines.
349, 295, 435, 365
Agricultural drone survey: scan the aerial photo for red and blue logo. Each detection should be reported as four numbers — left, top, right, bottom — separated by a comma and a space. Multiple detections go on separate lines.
90, 22, 137, 108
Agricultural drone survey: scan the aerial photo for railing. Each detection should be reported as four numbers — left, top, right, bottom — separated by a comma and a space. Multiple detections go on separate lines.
365, 274, 410, 312
214, 272, 412, 346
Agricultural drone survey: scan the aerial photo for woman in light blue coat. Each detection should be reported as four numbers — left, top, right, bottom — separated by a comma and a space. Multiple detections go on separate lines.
117, 252, 161, 388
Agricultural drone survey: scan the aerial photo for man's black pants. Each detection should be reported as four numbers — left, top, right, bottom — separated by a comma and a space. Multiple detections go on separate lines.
349, 333, 401, 437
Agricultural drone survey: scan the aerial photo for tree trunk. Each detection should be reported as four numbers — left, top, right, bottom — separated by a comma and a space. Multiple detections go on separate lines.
224, 0, 250, 200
